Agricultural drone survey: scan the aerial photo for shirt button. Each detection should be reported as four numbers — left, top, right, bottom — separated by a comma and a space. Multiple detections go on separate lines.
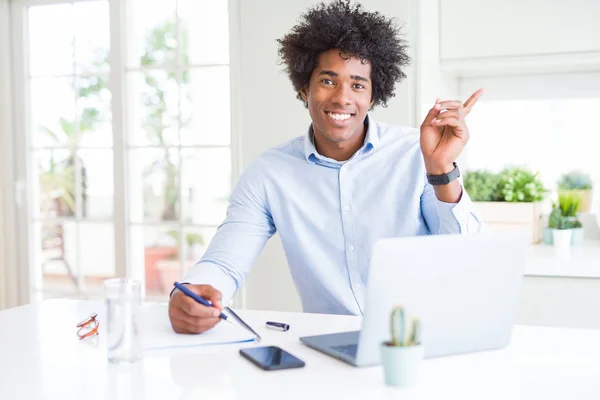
354, 283, 361, 290
343, 205, 350, 211
348, 245, 355, 251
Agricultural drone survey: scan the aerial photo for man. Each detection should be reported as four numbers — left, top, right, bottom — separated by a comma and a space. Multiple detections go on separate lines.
169, 0, 482, 334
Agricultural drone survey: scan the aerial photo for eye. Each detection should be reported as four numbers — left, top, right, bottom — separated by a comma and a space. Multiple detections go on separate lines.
353, 83, 365, 89
320, 78, 334, 85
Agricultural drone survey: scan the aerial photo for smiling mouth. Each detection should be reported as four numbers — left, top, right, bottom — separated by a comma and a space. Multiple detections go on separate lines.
326, 111, 354, 122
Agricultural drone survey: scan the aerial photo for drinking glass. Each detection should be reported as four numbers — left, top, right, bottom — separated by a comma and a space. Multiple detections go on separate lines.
104, 278, 143, 363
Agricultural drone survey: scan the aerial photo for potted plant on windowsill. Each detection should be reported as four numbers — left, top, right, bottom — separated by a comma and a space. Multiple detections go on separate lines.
543, 192, 584, 246
380, 305, 423, 388
551, 213, 573, 258
464, 167, 547, 243
558, 170, 593, 213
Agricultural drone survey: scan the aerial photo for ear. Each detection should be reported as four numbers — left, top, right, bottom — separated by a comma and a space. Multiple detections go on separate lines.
369, 99, 375, 110
300, 86, 308, 102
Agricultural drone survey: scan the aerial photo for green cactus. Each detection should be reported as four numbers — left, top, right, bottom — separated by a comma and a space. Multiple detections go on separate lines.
389, 306, 421, 347
408, 318, 421, 346
390, 305, 405, 347
548, 208, 562, 229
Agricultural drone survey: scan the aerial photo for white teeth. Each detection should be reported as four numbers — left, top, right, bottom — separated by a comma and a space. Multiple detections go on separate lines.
327, 112, 351, 121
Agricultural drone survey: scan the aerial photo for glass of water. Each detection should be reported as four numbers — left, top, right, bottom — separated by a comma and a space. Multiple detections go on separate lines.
104, 278, 143, 363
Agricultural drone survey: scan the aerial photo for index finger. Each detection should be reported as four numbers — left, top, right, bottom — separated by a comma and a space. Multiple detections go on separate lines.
463, 88, 484, 116
196, 285, 223, 310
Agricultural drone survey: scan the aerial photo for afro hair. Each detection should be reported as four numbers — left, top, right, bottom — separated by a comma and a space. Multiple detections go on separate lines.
277, 0, 410, 108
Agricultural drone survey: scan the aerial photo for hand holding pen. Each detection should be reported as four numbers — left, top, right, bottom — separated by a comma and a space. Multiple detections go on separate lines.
168, 283, 226, 334
172, 282, 262, 341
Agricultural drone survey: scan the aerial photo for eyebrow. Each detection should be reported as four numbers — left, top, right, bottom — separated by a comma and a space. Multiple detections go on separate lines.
317, 70, 370, 83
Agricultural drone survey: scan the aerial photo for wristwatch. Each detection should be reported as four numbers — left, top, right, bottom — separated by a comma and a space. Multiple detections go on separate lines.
426, 162, 460, 185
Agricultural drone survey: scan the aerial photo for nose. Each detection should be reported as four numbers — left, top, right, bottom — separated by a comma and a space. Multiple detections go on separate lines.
330, 83, 352, 107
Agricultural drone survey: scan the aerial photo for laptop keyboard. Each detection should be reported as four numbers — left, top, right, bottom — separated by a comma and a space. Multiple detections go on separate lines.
331, 343, 358, 358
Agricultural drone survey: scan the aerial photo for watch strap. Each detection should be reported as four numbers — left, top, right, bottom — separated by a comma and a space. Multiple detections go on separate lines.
426, 162, 460, 185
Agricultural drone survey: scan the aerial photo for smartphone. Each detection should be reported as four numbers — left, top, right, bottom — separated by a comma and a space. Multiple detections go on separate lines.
239, 346, 305, 371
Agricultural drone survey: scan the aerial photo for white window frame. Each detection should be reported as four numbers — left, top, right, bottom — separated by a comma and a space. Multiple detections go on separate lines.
0, 0, 22, 308
8, 0, 243, 304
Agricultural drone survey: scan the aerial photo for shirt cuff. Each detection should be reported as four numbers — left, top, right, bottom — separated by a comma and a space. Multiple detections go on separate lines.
181, 262, 238, 306
435, 186, 480, 233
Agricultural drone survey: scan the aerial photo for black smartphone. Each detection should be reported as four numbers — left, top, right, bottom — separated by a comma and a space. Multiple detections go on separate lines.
239, 346, 305, 371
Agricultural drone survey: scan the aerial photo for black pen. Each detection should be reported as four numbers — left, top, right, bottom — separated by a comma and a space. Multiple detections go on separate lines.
265, 321, 290, 331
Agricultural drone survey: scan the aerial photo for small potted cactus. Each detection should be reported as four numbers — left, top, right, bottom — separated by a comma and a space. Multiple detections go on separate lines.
380, 305, 424, 387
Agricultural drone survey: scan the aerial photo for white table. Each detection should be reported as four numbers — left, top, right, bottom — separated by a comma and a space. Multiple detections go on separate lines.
1, 300, 599, 399
525, 240, 600, 278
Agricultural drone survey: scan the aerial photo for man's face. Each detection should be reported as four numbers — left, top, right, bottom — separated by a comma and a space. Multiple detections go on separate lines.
301, 49, 374, 149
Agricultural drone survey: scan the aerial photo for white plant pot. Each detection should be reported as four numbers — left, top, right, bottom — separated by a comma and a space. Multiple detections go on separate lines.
552, 229, 572, 259
380, 343, 424, 387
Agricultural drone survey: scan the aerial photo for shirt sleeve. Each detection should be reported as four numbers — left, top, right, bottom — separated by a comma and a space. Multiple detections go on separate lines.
420, 181, 482, 234
183, 163, 276, 304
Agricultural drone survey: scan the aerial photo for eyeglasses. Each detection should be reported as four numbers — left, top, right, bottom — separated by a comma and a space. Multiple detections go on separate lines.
76, 313, 99, 339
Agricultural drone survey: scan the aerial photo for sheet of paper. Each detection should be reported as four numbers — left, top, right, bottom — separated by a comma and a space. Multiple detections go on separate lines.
140, 304, 256, 351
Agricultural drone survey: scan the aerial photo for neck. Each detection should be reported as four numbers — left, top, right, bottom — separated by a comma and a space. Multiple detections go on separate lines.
312, 126, 368, 162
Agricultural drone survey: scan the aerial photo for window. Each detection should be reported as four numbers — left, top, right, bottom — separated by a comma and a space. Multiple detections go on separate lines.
14, 0, 233, 300
459, 72, 600, 201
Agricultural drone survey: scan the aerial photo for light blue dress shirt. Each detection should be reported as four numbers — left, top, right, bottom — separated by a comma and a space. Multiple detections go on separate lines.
185, 116, 481, 315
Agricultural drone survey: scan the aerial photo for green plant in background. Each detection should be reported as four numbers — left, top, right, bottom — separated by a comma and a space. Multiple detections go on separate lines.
548, 208, 563, 229
548, 207, 577, 230
39, 55, 109, 217
497, 167, 546, 203
558, 170, 593, 190
568, 219, 583, 229
389, 305, 421, 347
141, 21, 205, 269
463, 170, 502, 201
140, 20, 192, 221
39, 160, 75, 216
463, 167, 546, 203
166, 230, 205, 260
557, 192, 582, 229
558, 192, 581, 218
548, 193, 583, 231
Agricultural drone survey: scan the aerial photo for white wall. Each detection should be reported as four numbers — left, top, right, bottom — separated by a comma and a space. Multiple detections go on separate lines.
414, 0, 462, 165
440, 0, 600, 61
235, 0, 416, 312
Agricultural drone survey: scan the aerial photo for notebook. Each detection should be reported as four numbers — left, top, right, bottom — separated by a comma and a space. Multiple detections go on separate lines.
140, 304, 256, 351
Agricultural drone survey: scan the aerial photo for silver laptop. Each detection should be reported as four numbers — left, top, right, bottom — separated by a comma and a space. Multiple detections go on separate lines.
300, 232, 529, 367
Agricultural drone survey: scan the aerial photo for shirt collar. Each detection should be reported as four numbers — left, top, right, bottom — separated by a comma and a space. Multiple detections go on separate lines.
303, 114, 379, 163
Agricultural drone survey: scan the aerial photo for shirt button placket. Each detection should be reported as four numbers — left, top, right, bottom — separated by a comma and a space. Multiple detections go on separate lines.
339, 165, 363, 312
